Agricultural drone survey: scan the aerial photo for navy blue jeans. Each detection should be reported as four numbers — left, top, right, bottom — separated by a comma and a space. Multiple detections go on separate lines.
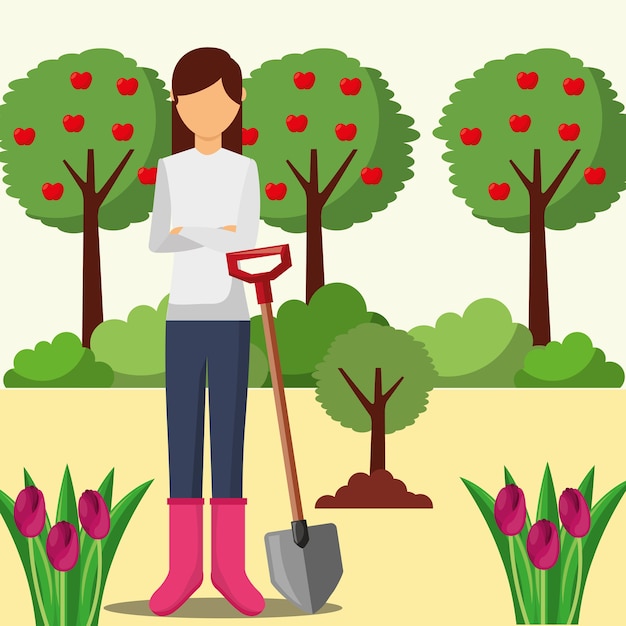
165, 320, 250, 498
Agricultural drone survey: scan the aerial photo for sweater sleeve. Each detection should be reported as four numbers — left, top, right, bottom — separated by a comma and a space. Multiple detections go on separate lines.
149, 159, 202, 253
178, 159, 260, 254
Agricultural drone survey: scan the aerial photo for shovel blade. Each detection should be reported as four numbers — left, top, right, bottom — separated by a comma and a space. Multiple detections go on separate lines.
265, 523, 342, 614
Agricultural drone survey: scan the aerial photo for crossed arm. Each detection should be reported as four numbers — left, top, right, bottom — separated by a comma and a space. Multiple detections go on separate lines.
149, 159, 260, 254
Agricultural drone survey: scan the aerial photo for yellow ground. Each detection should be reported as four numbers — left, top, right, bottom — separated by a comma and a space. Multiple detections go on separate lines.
0, 389, 624, 625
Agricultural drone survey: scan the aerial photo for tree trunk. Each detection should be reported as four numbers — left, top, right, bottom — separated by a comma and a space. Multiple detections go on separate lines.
286, 148, 357, 304
528, 195, 550, 345
369, 405, 386, 473
64, 148, 134, 349
82, 196, 103, 348
509, 149, 580, 347
338, 365, 404, 476
305, 195, 324, 304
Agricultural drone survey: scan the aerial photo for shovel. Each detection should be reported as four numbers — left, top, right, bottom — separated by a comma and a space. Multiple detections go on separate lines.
227, 244, 343, 614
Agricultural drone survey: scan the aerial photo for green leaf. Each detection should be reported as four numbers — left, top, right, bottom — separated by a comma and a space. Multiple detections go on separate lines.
81, 479, 153, 624
568, 480, 626, 623
97, 469, 115, 512
461, 478, 525, 623
502, 467, 537, 622
0, 489, 47, 625
534, 464, 561, 623
76, 468, 114, 624
558, 467, 595, 622
55, 466, 80, 626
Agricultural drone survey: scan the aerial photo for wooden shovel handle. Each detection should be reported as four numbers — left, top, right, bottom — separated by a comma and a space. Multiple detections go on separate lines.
260, 301, 304, 522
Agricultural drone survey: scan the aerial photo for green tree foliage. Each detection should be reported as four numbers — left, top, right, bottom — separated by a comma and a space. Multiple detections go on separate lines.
409, 298, 533, 387
0, 48, 170, 346
515, 332, 624, 387
434, 49, 626, 346
3, 332, 113, 387
250, 282, 388, 387
243, 48, 418, 302
314, 323, 437, 473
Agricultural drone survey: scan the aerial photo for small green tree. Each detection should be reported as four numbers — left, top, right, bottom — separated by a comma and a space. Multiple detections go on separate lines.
0, 48, 170, 346
314, 323, 437, 474
434, 48, 626, 345
243, 48, 417, 302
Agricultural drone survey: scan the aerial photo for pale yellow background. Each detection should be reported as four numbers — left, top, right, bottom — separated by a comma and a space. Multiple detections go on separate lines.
1, 390, 625, 625
1, 0, 626, 624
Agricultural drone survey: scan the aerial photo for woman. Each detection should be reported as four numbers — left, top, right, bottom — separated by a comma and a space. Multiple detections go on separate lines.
148, 47, 264, 617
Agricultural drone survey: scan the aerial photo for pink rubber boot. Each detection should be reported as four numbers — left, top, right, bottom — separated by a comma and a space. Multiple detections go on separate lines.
149, 498, 204, 616
210, 498, 265, 616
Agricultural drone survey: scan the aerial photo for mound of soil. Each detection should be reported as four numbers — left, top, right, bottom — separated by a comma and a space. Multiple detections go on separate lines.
315, 470, 433, 508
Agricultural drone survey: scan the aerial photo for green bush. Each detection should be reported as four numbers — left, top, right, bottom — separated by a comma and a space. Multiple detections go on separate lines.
408, 298, 533, 387
249, 343, 269, 388
3, 333, 113, 388
90, 297, 168, 386
514, 332, 624, 387
91, 295, 270, 388
251, 283, 389, 387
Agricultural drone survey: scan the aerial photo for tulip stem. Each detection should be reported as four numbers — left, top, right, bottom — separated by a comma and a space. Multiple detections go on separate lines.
28, 539, 51, 626
59, 571, 66, 626
509, 536, 530, 624
566, 539, 583, 625
541, 569, 546, 624
84, 542, 103, 626
81, 541, 97, 601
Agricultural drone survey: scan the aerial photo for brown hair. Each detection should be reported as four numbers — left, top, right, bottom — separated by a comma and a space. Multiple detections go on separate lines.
171, 48, 243, 155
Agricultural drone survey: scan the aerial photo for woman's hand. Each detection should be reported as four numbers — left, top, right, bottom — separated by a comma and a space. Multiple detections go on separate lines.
222, 225, 237, 232
170, 226, 183, 234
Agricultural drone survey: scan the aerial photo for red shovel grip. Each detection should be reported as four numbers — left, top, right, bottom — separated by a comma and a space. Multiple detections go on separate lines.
226, 244, 292, 304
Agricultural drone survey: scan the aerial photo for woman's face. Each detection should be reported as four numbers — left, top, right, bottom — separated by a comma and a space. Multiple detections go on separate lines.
174, 78, 245, 140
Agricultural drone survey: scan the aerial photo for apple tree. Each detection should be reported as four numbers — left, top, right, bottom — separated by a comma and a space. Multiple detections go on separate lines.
434, 48, 626, 345
243, 48, 418, 303
0, 48, 170, 346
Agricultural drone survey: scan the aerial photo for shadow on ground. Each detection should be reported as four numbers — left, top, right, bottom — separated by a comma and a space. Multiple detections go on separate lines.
104, 598, 342, 618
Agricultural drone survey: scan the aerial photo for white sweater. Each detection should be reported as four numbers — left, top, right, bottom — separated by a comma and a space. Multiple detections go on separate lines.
149, 148, 260, 320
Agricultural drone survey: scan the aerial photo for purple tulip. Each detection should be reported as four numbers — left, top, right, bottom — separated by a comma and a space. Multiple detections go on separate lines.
46, 521, 79, 571
14, 486, 46, 538
494, 484, 527, 536
527, 519, 560, 570
559, 488, 591, 538
79, 490, 110, 540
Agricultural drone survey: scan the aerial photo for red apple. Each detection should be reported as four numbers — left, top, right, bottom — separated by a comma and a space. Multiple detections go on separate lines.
286, 115, 308, 132
517, 72, 538, 89
488, 182, 510, 200
265, 182, 287, 200
584, 167, 606, 184
138, 167, 157, 185
117, 77, 139, 95
63, 114, 85, 132
70, 72, 92, 89
558, 123, 580, 141
460, 127, 482, 145
563, 78, 585, 95
112, 123, 134, 141
42, 182, 64, 200
293, 72, 315, 89
13, 127, 35, 145
340, 77, 362, 95
509, 115, 531, 132
335, 123, 357, 141
242, 128, 259, 145
361, 167, 382, 185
